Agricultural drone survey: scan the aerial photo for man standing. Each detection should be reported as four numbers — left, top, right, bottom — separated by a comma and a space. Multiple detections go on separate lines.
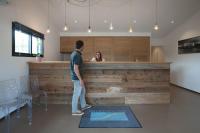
70, 40, 92, 115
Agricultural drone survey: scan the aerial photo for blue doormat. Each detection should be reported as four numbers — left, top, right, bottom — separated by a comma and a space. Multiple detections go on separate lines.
79, 106, 142, 128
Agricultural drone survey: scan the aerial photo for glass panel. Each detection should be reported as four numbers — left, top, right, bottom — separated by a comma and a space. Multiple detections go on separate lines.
32, 36, 43, 55
15, 30, 31, 54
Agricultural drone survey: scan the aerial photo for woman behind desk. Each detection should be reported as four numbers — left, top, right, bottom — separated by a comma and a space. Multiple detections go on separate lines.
91, 51, 105, 62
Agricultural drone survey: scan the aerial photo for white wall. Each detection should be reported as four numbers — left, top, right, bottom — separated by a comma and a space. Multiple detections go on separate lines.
151, 38, 165, 46
163, 10, 200, 93
0, 0, 60, 118
0, 0, 60, 81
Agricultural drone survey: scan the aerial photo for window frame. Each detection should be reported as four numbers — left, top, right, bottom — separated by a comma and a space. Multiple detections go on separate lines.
12, 22, 45, 57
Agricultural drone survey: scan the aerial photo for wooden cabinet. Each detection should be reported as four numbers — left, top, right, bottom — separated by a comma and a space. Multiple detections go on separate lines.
80, 37, 94, 61
94, 37, 113, 61
60, 37, 75, 53
131, 37, 150, 62
60, 36, 150, 62
113, 37, 132, 61
151, 46, 165, 63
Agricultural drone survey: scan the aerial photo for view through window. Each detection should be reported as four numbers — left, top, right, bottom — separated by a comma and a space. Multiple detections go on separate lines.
12, 22, 44, 57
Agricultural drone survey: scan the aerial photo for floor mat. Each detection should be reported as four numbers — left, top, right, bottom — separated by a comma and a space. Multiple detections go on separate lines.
79, 106, 142, 128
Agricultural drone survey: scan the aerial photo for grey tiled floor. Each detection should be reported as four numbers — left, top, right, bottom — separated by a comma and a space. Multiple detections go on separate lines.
0, 86, 200, 133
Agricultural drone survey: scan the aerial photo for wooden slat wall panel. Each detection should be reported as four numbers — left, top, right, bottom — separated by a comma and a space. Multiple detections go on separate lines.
112, 37, 132, 61
60, 37, 74, 53
60, 36, 150, 62
94, 37, 113, 61
151, 46, 165, 63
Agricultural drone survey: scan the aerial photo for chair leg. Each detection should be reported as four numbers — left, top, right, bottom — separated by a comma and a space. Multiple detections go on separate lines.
44, 93, 48, 112
5, 107, 10, 133
16, 102, 21, 119
27, 100, 32, 125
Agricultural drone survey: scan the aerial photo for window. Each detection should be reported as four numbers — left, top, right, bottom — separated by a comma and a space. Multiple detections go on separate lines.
12, 22, 44, 57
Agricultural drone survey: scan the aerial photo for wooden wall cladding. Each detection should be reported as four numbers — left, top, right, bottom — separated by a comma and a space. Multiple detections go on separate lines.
151, 46, 165, 63
94, 37, 113, 61
29, 62, 170, 105
60, 36, 150, 62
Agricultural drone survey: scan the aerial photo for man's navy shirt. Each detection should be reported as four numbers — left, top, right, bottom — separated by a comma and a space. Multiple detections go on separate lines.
70, 50, 83, 80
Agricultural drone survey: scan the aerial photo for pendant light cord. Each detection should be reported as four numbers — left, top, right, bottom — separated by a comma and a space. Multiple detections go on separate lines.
129, 0, 132, 26
65, 0, 67, 25
48, 0, 50, 28
155, 0, 158, 24
89, 0, 91, 28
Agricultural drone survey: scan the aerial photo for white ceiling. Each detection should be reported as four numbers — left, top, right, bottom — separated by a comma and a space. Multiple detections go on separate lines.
40, 0, 200, 38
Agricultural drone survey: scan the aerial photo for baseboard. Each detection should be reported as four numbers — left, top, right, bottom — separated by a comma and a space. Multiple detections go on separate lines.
170, 83, 200, 95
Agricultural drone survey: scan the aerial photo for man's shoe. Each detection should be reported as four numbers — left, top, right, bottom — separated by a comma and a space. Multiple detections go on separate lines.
72, 110, 84, 116
82, 105, 92, 111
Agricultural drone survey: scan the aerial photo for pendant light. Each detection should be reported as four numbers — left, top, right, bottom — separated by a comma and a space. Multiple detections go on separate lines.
154, 0, 159, 31
109, 7, 114, 30
109, 21, 114, 30
63, 0, 69, 31
87, 0, 92, 33
46, 0, 50, 34
129, 26, 133, 33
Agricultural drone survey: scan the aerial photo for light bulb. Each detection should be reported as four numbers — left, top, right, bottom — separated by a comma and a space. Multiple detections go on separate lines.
64, 25, 68, 31
170, 20, 175, 24
129, 26, 133, 33
46, 28, 50, 33
74, 20, 78, 23
109, 22, 114, 30
88, 27, 92, 33
154, 24, 159, 31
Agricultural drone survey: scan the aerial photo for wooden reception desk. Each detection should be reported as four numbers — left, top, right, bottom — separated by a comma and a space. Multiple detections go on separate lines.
28, 61, 170, 104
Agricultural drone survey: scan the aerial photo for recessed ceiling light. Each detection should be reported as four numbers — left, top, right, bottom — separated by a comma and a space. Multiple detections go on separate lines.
74, 20, 78, 23
170, 20, 175, 24
104, 20, 108, 23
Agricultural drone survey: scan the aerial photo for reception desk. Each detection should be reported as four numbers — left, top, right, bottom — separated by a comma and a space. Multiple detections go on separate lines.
28, 61, 170, 104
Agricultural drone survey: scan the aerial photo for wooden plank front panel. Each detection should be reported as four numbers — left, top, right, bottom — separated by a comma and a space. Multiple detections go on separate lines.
29, 62, 170, 104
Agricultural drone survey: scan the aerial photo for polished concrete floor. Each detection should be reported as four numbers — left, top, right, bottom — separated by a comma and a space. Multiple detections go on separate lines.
0, 85, 200, 133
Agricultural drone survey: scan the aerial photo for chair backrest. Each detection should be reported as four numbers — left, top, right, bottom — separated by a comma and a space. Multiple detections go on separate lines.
19, 75, 30, 95
30, 75, 40, 93
0, 79, 19, 104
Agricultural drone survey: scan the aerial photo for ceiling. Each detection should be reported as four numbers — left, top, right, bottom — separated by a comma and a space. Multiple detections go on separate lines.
40, 0, 200, 38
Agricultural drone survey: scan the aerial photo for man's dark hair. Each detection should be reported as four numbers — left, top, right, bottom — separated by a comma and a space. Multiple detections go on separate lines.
75, 40, 84, 49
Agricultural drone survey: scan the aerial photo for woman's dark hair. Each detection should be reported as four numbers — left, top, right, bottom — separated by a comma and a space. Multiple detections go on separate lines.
96, 51, 102, 62
75, 40, 84, 49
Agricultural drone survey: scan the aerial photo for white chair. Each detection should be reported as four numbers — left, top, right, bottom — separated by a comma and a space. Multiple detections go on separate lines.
30, 75, 48, 111
0, 79, 32, 133
18, 76, 33, 124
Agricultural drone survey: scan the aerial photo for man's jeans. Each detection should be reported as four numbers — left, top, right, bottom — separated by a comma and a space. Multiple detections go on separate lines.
72, 80, 86, 113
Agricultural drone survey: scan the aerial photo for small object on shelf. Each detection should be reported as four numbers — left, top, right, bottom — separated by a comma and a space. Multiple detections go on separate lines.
36, 54, 42, 62
135, 58, 139, 62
